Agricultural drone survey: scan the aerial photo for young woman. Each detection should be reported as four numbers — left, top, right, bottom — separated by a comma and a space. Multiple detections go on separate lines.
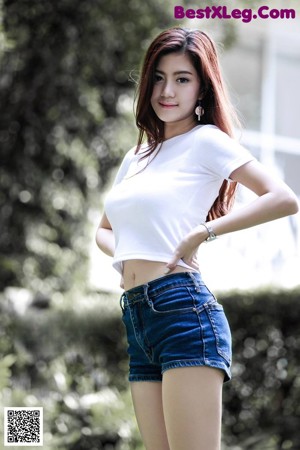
96, 28, 298, 450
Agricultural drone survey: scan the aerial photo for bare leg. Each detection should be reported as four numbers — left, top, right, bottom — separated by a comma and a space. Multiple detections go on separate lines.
162, 367, 224, 450
130, 381, 170, 450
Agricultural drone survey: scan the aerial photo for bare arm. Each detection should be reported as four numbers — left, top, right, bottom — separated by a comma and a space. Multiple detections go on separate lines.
166, 160, 299, 271
209, 160, 299, 236
95, 213, 115, 257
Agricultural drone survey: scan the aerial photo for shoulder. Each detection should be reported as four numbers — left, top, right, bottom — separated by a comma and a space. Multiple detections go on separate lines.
192, 124, 254, 178
112, 146, 138, 185
123, 143, 151, 161
117, 145, 140, 170
193, 124, 250, 156
123, 146, 137, 161
193, 124, 234, 146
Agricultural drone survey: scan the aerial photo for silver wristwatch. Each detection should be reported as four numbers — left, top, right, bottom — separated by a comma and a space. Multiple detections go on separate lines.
201, 223, 217, 242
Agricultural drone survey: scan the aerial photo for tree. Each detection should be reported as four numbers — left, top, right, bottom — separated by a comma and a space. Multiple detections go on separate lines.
0, 0, 174, 292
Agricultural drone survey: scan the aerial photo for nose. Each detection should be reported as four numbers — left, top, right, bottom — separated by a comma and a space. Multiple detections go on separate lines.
160, 80, 175, 98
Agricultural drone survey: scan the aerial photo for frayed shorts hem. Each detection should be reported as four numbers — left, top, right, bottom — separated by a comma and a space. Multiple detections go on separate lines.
129, 359, 231, 383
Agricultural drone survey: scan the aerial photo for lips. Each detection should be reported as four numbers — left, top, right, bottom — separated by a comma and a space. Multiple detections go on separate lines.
158, 102, 178, 108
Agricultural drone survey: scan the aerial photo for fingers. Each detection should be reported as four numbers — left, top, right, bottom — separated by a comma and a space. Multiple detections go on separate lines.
164, 250, 182, 273
165, 235, 201, 274
164, 260, 179, 275
165, 251, 199, 274
165, 257, 195, 274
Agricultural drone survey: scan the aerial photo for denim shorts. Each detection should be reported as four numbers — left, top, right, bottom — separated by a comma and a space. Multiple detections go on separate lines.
120, 272, 232, 383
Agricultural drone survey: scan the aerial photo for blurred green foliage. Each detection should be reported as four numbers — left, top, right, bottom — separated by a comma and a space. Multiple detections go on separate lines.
1, 288, 300, 449
0, 0, 243, 295
222, 289, 300, 450
0, 0, 176, 293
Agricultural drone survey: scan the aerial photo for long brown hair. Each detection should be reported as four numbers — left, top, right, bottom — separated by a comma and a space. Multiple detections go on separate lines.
135, 27, 240, 220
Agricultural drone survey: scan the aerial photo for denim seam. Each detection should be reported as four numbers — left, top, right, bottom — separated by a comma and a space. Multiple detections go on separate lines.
205, 306, 232, 365
149, 282, 196, 299
162, 358, 203, 369
187, 271, 201, 292
161, 359, 231, 381
129, 375, 162, 382
128, 304, 153, 363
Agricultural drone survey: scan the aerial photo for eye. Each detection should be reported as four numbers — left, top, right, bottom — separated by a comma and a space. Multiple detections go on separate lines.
154, 73, 163, 83
177, 77, 189, 84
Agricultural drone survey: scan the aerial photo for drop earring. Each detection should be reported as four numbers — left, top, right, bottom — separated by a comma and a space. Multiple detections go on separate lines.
195, 100, 204, 122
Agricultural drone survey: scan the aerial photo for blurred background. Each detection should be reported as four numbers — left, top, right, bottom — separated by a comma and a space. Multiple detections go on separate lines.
0, 0, 299, 449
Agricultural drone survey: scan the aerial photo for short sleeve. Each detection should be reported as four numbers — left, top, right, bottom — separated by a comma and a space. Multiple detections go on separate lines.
194, 125, 255, 180
111, 147, 136, 186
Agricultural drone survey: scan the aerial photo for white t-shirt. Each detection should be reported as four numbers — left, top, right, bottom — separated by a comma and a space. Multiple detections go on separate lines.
104, 124, 254, 274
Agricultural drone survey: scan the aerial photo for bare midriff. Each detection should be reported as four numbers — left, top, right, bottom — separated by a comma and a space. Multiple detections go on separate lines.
123, 259, 195, 291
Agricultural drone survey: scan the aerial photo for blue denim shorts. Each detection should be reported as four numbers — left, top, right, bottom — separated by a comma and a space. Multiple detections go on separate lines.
120, 272, 232, 383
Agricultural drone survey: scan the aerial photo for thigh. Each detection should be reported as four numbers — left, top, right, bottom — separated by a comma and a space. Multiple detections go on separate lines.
130, 381, 170, 450
162, 367, 224, 450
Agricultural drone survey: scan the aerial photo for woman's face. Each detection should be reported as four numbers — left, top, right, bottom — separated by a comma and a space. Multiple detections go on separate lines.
150, 52, 201, 137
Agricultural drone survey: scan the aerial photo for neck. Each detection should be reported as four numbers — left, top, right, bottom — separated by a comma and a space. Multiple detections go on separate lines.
164, 118, 198, 140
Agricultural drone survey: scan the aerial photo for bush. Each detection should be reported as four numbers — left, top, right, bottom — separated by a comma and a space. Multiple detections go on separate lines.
221, 288, 300, 449
1, 287, 300, 449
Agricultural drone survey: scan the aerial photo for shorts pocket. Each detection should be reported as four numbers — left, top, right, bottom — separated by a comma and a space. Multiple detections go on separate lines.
149, 286, 196, 315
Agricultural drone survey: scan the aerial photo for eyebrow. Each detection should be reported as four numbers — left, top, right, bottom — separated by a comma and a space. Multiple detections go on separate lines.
155, 69, 194, 76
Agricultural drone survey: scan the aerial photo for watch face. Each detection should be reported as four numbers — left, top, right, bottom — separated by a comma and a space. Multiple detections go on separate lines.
206, 228, 217, 242
201, 223, 217, 242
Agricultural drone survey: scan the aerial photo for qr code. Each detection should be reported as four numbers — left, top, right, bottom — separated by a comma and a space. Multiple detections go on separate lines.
4, 407, 43, 446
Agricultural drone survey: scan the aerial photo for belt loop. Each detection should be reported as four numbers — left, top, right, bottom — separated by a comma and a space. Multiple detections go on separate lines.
188, 272, 201, 292
119, 293, 126, 312
143, 283, 149, 298
143, 283, 151, 307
